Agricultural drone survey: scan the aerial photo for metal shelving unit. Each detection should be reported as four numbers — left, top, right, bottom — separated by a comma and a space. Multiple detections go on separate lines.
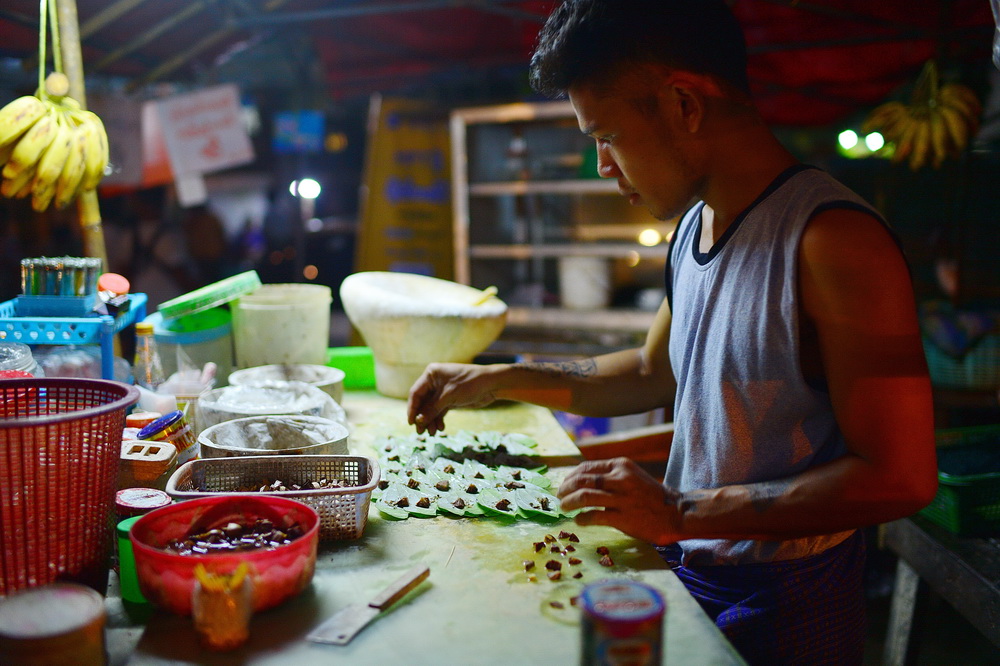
450, 100, 668, 348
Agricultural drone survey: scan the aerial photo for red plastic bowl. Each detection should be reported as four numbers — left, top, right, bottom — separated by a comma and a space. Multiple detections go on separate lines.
129, 495, 319, 615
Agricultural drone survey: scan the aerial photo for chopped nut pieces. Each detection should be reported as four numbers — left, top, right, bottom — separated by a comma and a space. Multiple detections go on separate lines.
495, 498, 512, 512
533, 542, 546, 553
395, 497, 409, 508
596, 546, 610, 556
599, 554, 614, 567
572, 572, 583, 579
407, 478, 421, 490
545, 560, 562, 571
165, 518, 304, 555
550, 545, 561, 553
466, 484, 479, 494
568, 557, 582, 565
235, 476, 354, 493
415, 497, 432, 509
547, 571, 562, 581
565, 544, 576, 552
453, 498, 466, 509
549, 601, 564, 609
523, 560, 535, 571
435, 480, 450, 492
544, 534, 557, 543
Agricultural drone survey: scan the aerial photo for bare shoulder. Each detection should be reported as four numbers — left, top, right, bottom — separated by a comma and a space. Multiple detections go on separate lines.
798, 207, 917, 330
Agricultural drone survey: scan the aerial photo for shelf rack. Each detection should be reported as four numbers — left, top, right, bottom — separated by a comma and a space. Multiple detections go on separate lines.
0, 293, 148, 380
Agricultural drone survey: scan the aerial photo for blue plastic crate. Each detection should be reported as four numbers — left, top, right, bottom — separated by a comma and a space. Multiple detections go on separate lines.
0, 293, 147, 379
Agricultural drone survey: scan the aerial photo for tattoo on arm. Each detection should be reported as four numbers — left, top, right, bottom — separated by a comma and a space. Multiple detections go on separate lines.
520, 359, 597, 378
747, 478, 794, 514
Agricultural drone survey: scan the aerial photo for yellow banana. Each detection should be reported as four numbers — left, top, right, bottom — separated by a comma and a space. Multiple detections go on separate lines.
1, 163, 37, 199
54, 128, 88, 209
0, 142, 13, 170
3, 107, 59, 180
939, 84, 981, 119
0, 95, 48, 148
31, 112, 74, 210
891, 114, 919, 164
927, 109, 948, 168
938, 104, 970, 157
861, 101, 907, 137
73, 110, 109, 190
908, 117, 931, 171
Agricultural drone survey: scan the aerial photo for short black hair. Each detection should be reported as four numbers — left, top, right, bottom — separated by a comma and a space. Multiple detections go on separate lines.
529, 0, 750, 97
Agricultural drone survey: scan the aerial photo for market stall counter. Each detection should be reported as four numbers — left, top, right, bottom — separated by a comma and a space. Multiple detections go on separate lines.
106, 391, 744, 665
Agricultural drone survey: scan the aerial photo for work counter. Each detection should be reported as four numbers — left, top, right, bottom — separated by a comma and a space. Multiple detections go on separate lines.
106, 391, 744, 665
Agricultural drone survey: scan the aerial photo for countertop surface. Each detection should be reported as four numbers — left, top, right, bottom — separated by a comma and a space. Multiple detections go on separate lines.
108, 391, 744, 665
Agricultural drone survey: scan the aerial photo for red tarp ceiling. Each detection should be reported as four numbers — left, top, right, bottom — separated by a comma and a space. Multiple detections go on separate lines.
0, 0, 995, 127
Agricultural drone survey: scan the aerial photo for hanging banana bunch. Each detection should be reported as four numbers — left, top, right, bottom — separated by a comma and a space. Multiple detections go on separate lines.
0, 0, 110, 212
861, 59, 981, 171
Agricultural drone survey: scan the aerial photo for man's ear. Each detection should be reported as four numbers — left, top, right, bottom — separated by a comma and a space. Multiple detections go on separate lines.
662, 72, 721, 134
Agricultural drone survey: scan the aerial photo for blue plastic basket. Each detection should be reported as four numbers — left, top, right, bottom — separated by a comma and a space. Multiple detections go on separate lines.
0, 293, 148, 379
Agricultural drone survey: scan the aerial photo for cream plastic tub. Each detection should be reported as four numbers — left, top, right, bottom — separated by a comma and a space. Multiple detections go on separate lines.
339, 272, 507, 398
231, 284, 331, 369
197, 415, 349, 458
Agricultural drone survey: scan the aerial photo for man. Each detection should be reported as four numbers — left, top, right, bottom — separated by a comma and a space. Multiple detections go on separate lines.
407, 1, 938, 662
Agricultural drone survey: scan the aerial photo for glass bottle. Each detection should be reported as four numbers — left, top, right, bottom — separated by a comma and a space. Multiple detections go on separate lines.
133, 321, 165, 390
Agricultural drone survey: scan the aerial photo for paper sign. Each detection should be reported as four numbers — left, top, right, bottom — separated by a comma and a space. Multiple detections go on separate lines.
154, 84, 254, 176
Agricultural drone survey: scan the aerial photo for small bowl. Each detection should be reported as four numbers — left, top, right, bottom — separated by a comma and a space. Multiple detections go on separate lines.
129, 495, 319, 615
227, 364, 346, 404
197, 415, 349, 459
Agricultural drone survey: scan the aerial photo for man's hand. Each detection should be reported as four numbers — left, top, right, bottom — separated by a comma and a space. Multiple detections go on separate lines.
558, 457, 685, 546
407, 362, 502, 434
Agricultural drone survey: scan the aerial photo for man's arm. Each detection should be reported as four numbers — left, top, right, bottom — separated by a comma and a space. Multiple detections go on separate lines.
560, 209, 938, 544
407, 297, 675, 433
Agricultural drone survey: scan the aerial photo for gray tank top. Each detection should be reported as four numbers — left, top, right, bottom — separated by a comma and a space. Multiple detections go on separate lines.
666, 165, 883, 565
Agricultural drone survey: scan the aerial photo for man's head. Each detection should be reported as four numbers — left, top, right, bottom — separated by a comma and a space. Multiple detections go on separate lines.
529, 0, 749, 100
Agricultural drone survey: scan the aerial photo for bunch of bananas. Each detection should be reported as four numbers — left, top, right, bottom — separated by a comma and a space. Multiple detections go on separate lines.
861, 60, 981, 171
0, 75, 109, 212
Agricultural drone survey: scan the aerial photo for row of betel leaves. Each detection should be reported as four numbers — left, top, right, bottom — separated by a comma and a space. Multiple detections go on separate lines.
371, 430, 580, 521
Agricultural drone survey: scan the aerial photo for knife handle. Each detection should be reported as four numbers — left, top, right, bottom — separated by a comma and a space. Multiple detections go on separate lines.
369, 565, 430, 611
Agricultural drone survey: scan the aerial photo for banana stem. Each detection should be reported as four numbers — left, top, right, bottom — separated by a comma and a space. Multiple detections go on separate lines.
913, 59, 940, 107
37, 0, 47, 96
49, 0, 63, 75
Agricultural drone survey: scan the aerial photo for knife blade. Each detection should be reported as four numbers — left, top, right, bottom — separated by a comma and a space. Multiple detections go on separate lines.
307, 565, 430, 645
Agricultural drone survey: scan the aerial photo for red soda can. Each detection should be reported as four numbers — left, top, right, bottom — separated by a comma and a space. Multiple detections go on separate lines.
580, 579, 665, 665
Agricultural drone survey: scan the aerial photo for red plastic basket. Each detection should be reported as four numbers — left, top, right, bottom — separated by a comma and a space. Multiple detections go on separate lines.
0, 378, 140, 595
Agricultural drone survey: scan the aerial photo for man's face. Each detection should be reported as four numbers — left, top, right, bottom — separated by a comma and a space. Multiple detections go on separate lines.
569, 74, 703, 221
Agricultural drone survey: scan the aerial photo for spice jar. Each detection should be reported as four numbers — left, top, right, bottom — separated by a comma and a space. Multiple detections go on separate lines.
115, 487, 172, 520
137, 410, 199, 464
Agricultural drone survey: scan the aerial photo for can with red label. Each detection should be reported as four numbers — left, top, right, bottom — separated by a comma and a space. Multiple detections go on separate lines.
580, 579, 665, 666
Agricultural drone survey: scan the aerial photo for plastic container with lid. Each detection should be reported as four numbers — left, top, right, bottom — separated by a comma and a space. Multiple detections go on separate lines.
138, 410, 199, 464
0, 583, 107, 665
580, 580, 665, 666
116, 487, 172, 519
145, 308, 234, 383
0, 341, 43, 377
157, 270, 262, 320
97, 272, 131, 296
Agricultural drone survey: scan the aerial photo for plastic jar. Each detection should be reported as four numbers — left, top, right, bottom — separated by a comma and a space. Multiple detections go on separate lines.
0, 341, 43, 377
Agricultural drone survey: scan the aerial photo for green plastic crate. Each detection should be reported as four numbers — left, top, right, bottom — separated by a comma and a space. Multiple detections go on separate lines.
918, 424, 1000, 536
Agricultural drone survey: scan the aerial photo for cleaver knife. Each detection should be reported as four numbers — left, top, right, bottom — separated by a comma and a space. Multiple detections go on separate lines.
307, 565, 430, 645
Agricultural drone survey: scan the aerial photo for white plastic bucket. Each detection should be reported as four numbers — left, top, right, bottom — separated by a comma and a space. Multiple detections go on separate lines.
231, 284, 331, 368
558, 257, 611, 310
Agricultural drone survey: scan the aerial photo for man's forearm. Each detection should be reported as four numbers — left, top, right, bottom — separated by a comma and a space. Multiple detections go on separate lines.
496, 349, 672, 417
674, 454, 935, 541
